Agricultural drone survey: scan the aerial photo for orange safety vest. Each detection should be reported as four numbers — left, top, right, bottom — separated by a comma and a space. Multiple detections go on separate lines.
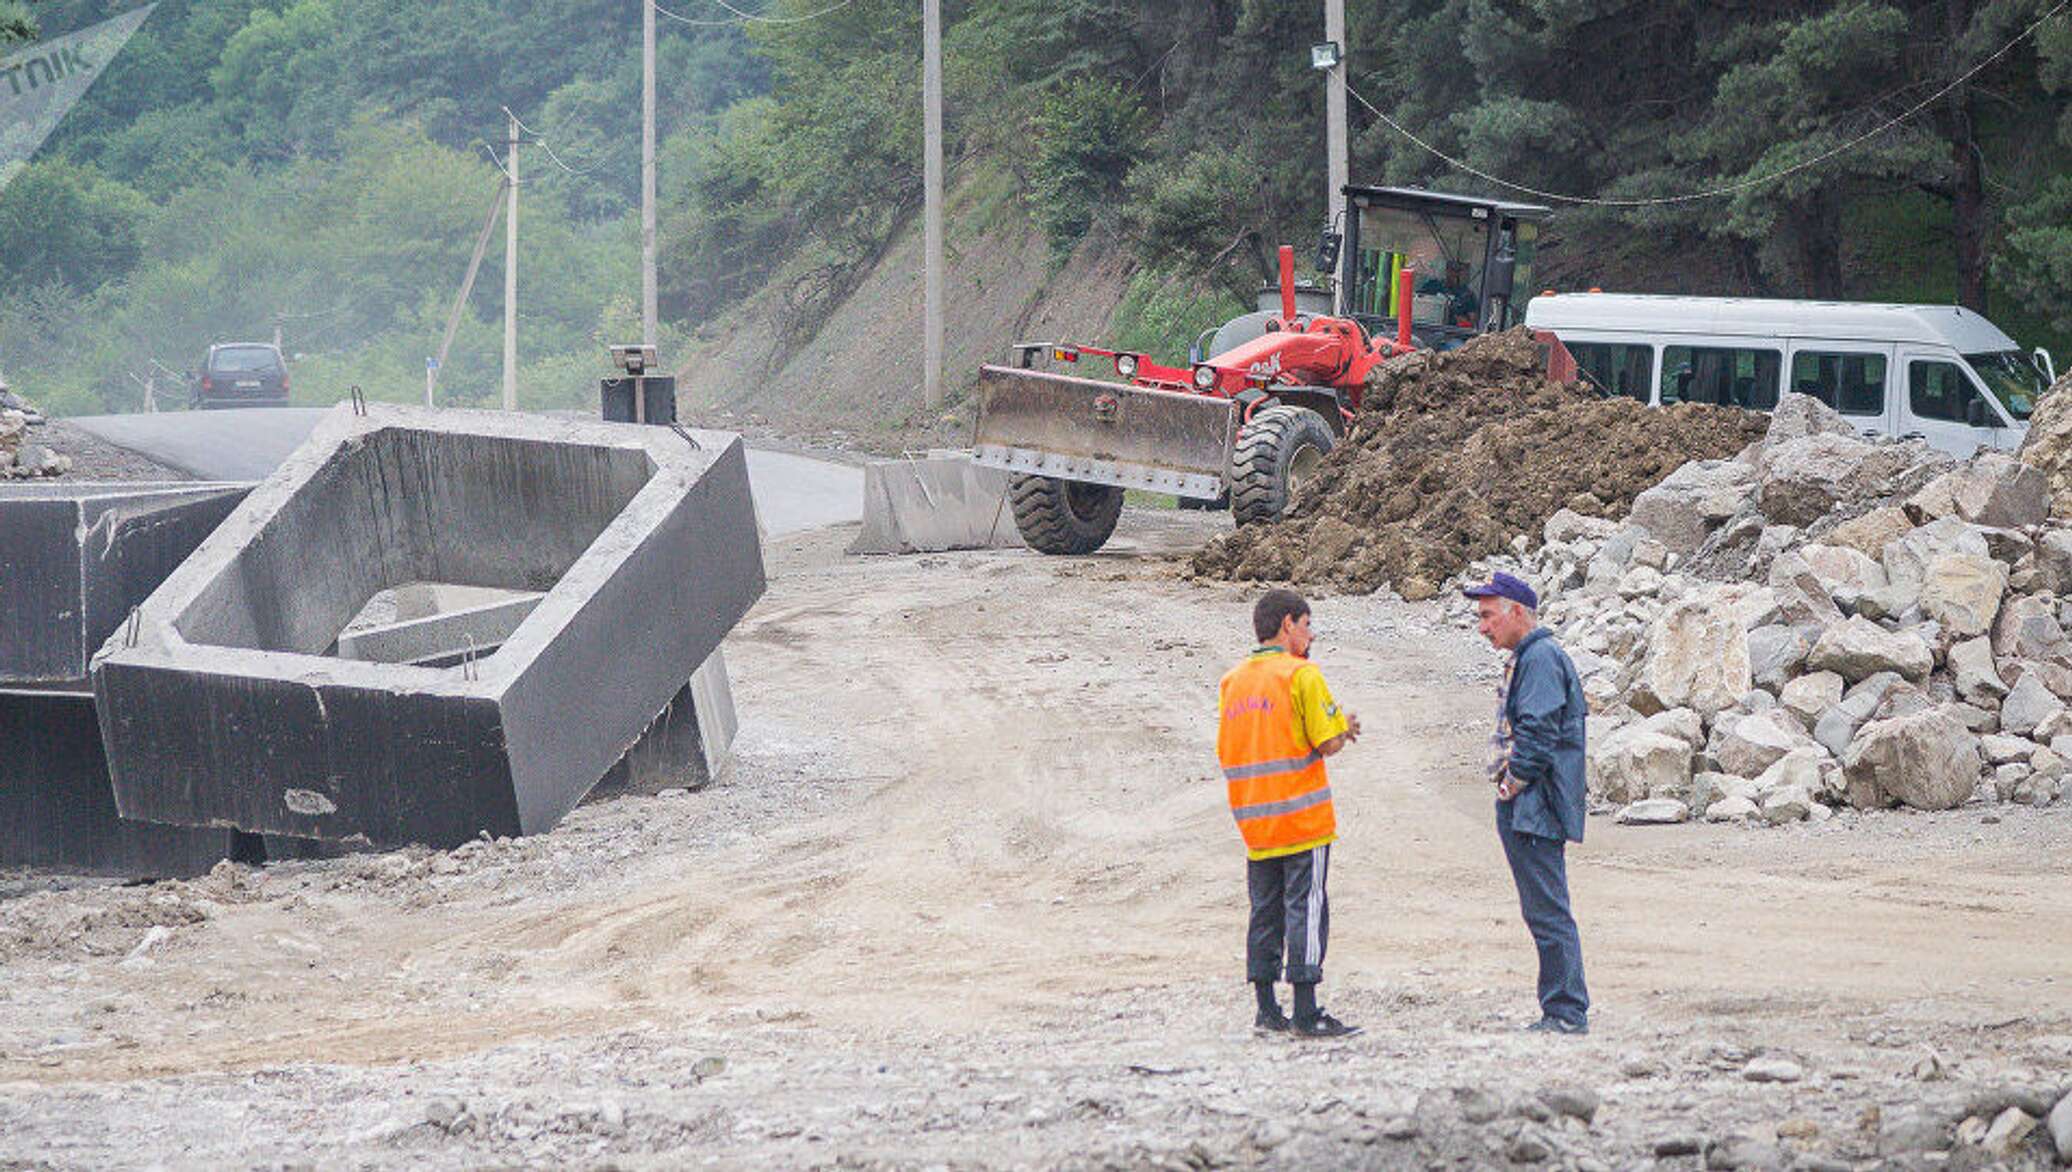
1217, 652, 1335, 855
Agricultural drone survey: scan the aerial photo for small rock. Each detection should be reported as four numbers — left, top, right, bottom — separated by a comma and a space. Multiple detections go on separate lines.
1705, 795, 1760, 822
1616, 798, 1689, 825
1507, 1127, 1554, 1163
1655, 1134, 1704, 1157
1774, 1117, 1819, 1141
1538, 1085, 1600, 1123
2047, 1090, 2072, 1162
1981, 1106, 2038, 1157
425, 1097, 467, 1130
1454, 1087, 1505, 1125
1706, 1132, 1786, 1170
1380, 1116, 1420, 1140
1742, 1057, 1803, 1083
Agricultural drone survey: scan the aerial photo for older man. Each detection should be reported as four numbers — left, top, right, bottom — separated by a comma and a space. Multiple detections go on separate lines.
1463, 571, 1590, 1035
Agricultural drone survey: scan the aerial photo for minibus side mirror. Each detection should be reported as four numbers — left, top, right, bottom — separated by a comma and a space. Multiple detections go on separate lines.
1967, 397, 1995, 429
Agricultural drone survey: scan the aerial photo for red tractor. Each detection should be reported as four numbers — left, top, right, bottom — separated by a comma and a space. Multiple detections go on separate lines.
973, 187, 1551, 554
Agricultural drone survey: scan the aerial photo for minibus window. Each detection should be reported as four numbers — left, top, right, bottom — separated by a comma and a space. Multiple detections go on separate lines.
1963, 351, 2043, 421
1566, 342, 1653, 403
1909, 360, 1986, 424
1790, 352, 1886, 417
1661, 346, 1781, 409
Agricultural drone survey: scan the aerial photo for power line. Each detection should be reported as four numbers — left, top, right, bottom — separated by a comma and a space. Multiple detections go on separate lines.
501, 106, 608, 176
650, 0, 858, 28
1344, 0, 2072, 208
478, 141, 516, 183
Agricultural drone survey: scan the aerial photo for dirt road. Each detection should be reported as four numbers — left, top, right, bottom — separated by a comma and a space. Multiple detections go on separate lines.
2, 510, 2069, 1169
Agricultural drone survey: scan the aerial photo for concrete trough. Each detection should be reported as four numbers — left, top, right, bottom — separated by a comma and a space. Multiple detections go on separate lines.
0, 482, 249, 685
847, 453, 1023, 555
92, 404, 766, 848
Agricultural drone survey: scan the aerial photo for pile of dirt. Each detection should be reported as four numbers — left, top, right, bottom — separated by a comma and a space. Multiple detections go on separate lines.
1191, 329, 1767, 598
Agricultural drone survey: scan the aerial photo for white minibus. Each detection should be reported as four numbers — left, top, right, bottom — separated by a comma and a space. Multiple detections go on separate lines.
1524, 293, 2057, 457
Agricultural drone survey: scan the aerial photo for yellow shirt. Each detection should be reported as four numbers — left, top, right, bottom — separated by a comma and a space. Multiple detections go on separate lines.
1234, 647, 1349, 859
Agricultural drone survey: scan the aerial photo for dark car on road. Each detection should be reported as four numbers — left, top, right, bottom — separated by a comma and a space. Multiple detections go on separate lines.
190, 343, 290, 409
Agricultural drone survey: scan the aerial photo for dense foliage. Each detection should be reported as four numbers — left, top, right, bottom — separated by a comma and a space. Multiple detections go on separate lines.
3, 0, 2071, 415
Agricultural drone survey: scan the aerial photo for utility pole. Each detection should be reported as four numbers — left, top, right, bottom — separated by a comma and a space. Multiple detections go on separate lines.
642, 0, 659, 351
273, 315, 284, 352
1324, 0, 1348, 297
504, 108, 520, 411
922, 0, 943, 412
431, 181, 508, 407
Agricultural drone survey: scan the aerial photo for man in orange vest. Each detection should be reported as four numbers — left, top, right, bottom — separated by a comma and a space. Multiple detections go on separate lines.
1218, 588, 1362, 1038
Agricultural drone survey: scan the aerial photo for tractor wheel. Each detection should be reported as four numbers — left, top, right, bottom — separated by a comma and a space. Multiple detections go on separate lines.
1229, 404, 1335, 527
1009, 474, 1125, 555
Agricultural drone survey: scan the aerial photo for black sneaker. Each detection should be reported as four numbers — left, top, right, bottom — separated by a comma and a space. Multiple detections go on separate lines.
1253, 1008, 1292, 1033
1291, 1011, 1362, 1039
1525, 1016, 1588, 1036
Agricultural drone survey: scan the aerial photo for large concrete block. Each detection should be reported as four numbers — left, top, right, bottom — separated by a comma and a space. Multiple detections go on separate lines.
0, 483, 248, 684
0, 687, 249, 877
848, 454, 1023, 554
92, 405, 767, 848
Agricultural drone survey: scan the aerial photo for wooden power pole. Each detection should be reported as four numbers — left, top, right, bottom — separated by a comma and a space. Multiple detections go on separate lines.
922, 0, 944, 412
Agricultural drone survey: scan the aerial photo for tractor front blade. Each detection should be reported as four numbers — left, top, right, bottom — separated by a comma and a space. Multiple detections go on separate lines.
971, 365, 1237, 500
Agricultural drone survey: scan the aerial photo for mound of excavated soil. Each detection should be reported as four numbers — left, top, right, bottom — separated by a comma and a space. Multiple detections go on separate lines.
1191, 329, 1767, 598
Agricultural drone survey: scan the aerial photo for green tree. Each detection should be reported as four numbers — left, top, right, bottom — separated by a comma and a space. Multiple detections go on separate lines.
1030, 78, 1148, 252
0, 160, 149, 290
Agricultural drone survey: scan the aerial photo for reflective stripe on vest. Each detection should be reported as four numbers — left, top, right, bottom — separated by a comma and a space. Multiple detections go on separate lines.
1217, 653, 1335, 854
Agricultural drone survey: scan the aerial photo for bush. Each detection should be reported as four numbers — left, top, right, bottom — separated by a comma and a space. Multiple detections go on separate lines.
1029, 79, 1146, 254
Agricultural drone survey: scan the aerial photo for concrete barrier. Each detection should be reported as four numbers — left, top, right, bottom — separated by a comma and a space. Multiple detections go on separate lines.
0, 687, 251, 877
93, 404, 767, 848
0, 483, 248, 685
847, 454, 1023, 555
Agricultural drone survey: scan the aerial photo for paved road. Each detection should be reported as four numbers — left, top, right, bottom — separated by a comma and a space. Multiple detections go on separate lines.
66, 409, 863, 537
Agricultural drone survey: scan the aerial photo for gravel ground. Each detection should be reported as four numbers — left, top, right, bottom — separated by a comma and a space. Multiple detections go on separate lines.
2, 513, 2069, 1170
24, 419, 196, 482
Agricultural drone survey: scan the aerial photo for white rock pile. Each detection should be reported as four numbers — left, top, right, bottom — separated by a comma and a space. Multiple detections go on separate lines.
1446, 393, 2072, 826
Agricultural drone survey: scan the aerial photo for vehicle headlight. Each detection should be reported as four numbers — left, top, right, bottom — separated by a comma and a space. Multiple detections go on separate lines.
1115, 353, 1139, 378
1193, 365, 1217, 390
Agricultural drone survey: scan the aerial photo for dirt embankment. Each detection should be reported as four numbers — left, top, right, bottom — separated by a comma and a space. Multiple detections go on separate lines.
1192, 330, 1767, 598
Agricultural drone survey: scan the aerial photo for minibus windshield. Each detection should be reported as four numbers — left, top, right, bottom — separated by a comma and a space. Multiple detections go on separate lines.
1964, 351, 2046, 421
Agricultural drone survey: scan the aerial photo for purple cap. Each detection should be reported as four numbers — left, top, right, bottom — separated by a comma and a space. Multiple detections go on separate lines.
1462, 570, 1539, 611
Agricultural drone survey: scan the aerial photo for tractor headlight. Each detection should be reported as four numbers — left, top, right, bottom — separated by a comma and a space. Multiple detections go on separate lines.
1192, 365, 1217, 390
1115, 353, 1139, 378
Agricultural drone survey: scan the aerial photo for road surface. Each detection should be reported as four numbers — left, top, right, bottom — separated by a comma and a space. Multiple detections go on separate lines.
65, 408, 863, 537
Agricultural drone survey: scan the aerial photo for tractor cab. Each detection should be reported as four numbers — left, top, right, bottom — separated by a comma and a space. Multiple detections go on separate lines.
1338, 187, 1552, 349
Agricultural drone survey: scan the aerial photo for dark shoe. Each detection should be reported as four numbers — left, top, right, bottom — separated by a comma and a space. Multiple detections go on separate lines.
1253, 1008, 1292, 1033
1291, 1011, 1362, 1039
1525, 1016, 1588, 1036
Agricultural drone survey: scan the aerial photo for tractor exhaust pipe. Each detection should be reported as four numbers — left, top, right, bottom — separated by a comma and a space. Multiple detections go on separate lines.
1397, 267, 1416, 351
1278, 245, 1297, 324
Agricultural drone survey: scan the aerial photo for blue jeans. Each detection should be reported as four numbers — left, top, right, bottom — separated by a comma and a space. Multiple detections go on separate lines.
1497, 798, 1589, 1026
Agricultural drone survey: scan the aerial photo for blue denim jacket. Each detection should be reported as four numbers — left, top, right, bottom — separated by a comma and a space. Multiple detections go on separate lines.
1501, 627, 1587, 843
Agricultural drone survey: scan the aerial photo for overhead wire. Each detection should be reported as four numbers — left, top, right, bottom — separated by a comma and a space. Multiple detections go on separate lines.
1340, 0, 2072, 208
498, 106, 608, 177
650, 0, 858, 28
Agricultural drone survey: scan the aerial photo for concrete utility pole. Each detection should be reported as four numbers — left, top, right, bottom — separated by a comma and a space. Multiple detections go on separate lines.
1324, 0, 1348, 296
922, 0, 944, 412
504, 108, 520, 411
642, 0, 658, 350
